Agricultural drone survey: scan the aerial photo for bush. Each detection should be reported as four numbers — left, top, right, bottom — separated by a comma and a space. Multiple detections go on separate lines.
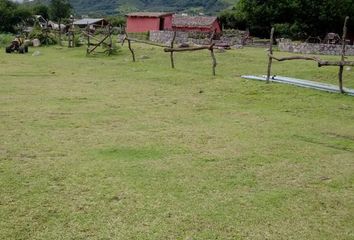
73, 34, 84, 47
273, 22, 306, 40
102, 42, 121, 56
0, 33, 14, 48
29, 28, 58, 45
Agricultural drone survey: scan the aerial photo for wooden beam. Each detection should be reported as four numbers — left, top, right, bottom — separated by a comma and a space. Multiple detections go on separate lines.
126, 37, 168, 48
88, 34, 111, 54
269, 54, 322, 62
82, 31, 110, 47
164, 45, 213, 52
268, 54, 354, 67
319, 61, 354, 67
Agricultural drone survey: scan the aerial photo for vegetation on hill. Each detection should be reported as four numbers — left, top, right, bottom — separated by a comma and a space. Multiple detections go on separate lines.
219, 0, 354, 39
23, 0, 238, 16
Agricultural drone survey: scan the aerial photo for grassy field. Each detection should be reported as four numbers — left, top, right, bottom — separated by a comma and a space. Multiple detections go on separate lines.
0, 44, 353, 239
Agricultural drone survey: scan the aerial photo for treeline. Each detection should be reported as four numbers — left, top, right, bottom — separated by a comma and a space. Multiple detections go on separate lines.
0, 0, 67, 33
24, 0, 234, 15
0, 0, 33, 33
0, 0, 125, 33
219, 0, 354, 39
3, 0, 354, 39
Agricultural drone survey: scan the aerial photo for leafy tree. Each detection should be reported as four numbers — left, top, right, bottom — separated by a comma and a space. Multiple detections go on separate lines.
49, 0, 72, 45
50, 0, 71, 23
219, 6, 246, 30
32, 4, 50, 20
0, 0, 32, 33
106, 16, 126, 27
219, 0, 354, 40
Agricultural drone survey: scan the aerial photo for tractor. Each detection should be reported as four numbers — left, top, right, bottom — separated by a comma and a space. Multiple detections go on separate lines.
5, 35, 29, 54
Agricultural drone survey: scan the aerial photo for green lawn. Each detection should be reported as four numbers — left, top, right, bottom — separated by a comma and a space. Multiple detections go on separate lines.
0, 45, 353, 239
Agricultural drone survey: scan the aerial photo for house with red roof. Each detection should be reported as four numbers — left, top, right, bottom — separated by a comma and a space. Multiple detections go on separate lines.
126, 12, 173, 33
172, 15, 222, 33
126, 12, 222, 34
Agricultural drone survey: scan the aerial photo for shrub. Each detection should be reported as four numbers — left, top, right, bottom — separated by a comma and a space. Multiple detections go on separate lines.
73, 34, 84, 47
29, 28, 58, 45
103, 42, 121, 55
0, 33, 14, 48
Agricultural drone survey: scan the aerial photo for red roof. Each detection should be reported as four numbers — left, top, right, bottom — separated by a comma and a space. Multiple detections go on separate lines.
173, 16, 218, 28
126, 12, 174, 18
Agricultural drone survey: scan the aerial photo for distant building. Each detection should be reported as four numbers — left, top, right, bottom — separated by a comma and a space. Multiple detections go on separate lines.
73, 18, 109, 28
172, 15, 222, 33
126, 12, 174, 33
125, 12, 222, 34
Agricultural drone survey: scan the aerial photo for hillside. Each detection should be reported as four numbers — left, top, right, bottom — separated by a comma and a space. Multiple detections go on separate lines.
27, 0, 238, 16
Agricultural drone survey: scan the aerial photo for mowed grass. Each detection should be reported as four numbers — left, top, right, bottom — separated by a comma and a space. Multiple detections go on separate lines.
0, 44, 353, 240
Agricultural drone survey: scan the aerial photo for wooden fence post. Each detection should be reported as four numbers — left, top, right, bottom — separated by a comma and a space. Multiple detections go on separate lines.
339, 16, 349, 93
86, 23, 90, 55
266, 27, 275, 83
170, 31, 176, 68
125, 32, 136, 62
209, 30, 217, 76
210, 45, 217, 76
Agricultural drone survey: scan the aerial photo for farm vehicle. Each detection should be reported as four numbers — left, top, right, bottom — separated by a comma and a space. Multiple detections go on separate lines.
5, 36, 29, 54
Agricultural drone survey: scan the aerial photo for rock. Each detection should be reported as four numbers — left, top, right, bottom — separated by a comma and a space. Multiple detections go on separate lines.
232, 44, 244, 49
32, 51, 41, 56
24, 40, 32, 47
179, 43, 190, 48
32, 39, 41, 47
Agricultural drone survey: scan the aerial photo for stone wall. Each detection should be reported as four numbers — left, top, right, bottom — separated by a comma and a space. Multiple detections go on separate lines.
149, 30, 243, 47
149, 31, 188, 44
278, 39, 354, 56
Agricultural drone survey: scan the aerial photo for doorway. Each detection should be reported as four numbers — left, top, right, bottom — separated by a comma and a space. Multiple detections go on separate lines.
159, 18, 165, 30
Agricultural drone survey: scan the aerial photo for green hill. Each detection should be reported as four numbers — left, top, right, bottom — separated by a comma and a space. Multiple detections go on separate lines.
28, 0, 238, 16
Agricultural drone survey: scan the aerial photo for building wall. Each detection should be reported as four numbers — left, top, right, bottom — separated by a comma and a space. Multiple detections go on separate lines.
163, 15, 173, 30
126, 15, 174, 33
212, 20, 222, 33
126, 17, 160, 33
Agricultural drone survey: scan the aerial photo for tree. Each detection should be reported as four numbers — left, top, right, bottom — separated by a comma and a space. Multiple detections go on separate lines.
219, 6, 247, 30
32, 4, 50, 20
49, 0, 72, 45
0, 0, 32, 33
219, 0, 354, 40
106, 16, 126, 28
